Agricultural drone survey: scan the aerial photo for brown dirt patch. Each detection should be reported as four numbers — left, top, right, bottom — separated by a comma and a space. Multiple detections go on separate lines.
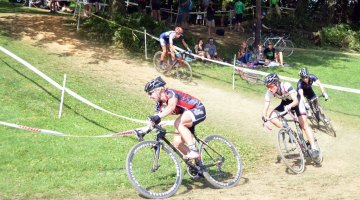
1, 13, 360, 200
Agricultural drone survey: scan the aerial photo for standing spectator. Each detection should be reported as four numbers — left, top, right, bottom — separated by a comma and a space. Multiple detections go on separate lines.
138, 0, 146, 13
206, 1, 215, 36
194, 38, 206, 59
264, 41, 283, 67
179, 0, 190, 29
151, 0, 161, 21
93, 0, 100, 14
202, 0, 209, 13
234, 0, 245, 32
269, 0, 281, 18
84, 0, 94, 16
195, 4, 203, 25
204, 37, 219, 60
49, 0, 58, 13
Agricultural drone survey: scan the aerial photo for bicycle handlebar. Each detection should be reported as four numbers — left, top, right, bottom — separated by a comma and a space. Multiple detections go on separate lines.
132, 123, 166, 141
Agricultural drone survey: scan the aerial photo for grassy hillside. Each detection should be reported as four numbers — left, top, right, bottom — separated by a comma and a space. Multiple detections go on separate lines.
0, 35, 265, 199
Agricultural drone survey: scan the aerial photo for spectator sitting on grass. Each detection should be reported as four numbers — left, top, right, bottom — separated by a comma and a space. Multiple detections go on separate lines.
236, 41, 252, 64
264, 41, 283, 67
204, 37, 221, 60
194, 38, 206, 59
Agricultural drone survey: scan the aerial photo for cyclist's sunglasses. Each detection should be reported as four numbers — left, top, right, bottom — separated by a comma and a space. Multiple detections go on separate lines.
266, 84, 276, 89
148, 90, 155, 96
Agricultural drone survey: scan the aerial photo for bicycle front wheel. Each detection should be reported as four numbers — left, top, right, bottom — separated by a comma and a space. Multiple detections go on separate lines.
126, 141, 183, 199
200, 135, 242, 189
277, 129, 305, 174
239, 70, 264, 85
318, 106, 336, 137
176, 60, 192, 83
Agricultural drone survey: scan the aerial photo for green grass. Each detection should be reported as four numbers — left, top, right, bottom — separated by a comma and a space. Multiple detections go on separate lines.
0, 5, 359, 198
0, 35, 262, 198
190, 49, 360, 119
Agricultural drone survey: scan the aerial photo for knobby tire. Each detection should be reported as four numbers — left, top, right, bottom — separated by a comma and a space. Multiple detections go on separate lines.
277, 129, 305, 174
126, 141, 183, 199
199, 135, 243, 188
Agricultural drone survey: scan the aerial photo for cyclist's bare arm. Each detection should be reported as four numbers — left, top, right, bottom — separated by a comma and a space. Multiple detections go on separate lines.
298, 88, 306, 100
262, 96, 271, 119
286, 92, 299, 111
158, 97, 178, 119
181, 39, 191, 51
314, 79, 326, 94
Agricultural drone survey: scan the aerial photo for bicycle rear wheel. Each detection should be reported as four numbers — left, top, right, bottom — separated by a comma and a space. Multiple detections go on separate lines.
126, 141, 183, 199
246, 37, 255, 47
282, 40, 294, 57
176, 60, 192, 83
200, 135, 242, 188
318, 106, 336, 137
277, 129, 305, 174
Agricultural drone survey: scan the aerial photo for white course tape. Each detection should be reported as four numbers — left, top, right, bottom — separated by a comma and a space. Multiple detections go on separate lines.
144, 32, 360, 94
0, 120, 175, 138
0, 46, 148, 124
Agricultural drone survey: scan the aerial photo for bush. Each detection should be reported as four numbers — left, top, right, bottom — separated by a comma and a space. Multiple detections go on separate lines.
320, 24, 360, 51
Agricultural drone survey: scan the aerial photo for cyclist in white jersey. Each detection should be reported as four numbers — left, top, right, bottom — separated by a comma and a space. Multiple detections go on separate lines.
159, 27, 191, 68
262, 73, 319, 159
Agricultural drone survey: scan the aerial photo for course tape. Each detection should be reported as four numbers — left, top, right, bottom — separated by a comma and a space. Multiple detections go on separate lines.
0, 46, 148, 124
82, 9, 360, 94
0, 120, 175, 138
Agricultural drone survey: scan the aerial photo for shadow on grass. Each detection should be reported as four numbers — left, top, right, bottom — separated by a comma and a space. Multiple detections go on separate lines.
1, 58, 126, 134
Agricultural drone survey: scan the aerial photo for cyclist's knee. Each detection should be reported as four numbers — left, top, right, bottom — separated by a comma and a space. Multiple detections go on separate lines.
173, 135, 183, 148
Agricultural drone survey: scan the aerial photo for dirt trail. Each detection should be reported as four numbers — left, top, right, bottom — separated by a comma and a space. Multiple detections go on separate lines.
1, 14, 360, 200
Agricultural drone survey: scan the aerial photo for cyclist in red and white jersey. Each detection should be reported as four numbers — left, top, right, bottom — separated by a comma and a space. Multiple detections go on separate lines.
144, 77, 206, 159
159, 27, 191, 68
262, 73, 319, 159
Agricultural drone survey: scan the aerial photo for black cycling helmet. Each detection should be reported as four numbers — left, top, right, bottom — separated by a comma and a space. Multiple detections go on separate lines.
144, 76, 166, 93
264, 73, 280, 86
299, 67, 309, 78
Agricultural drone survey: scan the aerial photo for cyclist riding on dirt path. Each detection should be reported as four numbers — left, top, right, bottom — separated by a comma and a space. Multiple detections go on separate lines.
159, 27, 191, 69
261, 73, 320, 159
144, 76, 206, 159
297, 67, 329, 121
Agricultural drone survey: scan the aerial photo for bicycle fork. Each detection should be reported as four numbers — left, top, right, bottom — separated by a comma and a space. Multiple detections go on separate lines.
151, 142, 162, 172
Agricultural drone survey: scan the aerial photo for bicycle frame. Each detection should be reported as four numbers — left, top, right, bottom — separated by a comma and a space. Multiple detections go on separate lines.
263, 36, 284, 48
269, 111, 311, 157
149, 125, 223, 174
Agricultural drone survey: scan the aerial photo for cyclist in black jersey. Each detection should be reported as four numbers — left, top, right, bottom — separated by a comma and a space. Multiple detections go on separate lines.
297, 67, 329, 121
144, 77, 206, 160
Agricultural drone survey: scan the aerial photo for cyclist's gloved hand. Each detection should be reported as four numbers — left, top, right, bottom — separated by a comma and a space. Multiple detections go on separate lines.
175, 51, 180, 58
262, 116, 267, 123
323, 92, 329, 101
149, 115, 161, 125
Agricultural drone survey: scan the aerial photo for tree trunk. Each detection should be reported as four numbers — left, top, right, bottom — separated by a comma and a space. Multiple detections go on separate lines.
255, 0, 261, 47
